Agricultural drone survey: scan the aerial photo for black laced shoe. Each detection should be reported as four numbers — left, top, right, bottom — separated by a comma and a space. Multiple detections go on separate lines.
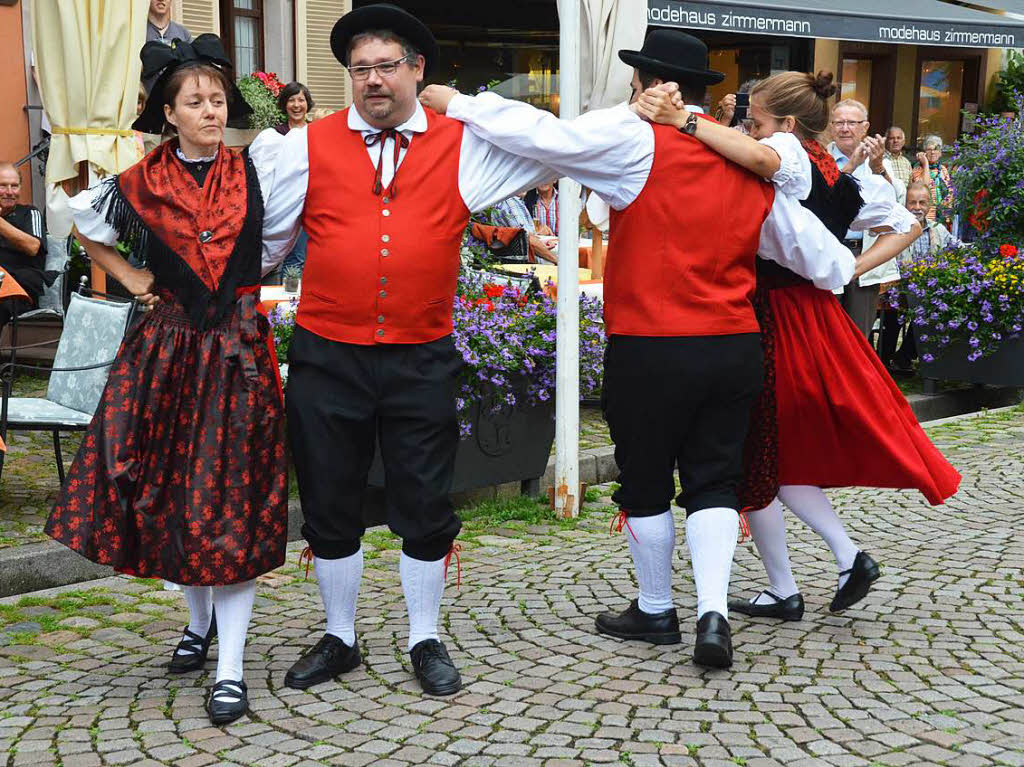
284, 634, 361, 690
207, 679, 247, 725
168, 612, 217, 673
729, 591, 805, 622
830, 551, 880, 612
594, 599, 682, 645
410, 639, 462, 696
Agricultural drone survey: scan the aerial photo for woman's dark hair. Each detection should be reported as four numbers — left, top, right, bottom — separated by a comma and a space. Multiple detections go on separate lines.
277, 81, 314, 115
163, 63, 233, 111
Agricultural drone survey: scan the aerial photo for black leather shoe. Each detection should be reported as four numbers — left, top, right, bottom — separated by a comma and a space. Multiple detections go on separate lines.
284, 634, 361, 689
693, 611, 732, 669
410, 639, 462, 696
729, 591, 805, 622
595, 599, 682, 645
207, 679, 247, 725
830, 551, 880, 612
168, 612, 217, 673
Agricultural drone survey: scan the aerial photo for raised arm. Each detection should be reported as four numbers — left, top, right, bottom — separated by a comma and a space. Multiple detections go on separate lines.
421, 85, 653, 210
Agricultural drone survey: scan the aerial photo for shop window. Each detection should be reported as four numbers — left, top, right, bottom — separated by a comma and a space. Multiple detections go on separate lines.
840, 58, 872, 114
917, 60, 965, 145
706, 48, 772, 117
220, 0, 264, 77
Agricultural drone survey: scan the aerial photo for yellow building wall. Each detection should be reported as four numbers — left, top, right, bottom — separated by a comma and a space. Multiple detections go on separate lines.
892, 45, 917, 135
813, 38, 839, 81
297, 0, 351, 110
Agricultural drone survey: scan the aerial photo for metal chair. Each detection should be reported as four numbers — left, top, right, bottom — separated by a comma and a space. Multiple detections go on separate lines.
0, 279, 136, 484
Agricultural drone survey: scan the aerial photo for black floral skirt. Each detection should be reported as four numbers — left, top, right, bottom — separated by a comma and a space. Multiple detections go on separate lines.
45, 294, 287, 585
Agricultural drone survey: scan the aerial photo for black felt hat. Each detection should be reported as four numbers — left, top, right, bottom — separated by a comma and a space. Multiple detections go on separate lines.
134, 34, 253, 134
330, 3, 438, 75
618, 29, 724, 86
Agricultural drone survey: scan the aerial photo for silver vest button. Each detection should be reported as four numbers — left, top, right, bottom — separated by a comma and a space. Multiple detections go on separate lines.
199, 230, 213, 243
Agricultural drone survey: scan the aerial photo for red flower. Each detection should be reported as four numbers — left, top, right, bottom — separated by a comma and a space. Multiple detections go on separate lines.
1000, 244, 1018, 258
969, 189, 990, 232
482, 284, 504, 299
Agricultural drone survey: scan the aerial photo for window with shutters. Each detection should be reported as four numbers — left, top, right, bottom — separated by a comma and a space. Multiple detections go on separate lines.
220, 0, 264, 77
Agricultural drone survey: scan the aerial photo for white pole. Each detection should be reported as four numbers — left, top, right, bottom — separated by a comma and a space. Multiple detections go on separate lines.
554, 0, 581, 517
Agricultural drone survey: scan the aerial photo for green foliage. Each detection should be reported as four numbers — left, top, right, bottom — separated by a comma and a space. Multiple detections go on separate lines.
993, 50, 1024, 114
238, 74, 286, 131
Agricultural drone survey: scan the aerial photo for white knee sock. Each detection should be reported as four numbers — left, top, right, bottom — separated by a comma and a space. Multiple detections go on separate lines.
624, 511, 676, 614
745, 499, 800, 604
177, 586, 213, 655
315, 550, 363, 647
211, 580, 257, 683
400, 552, 446, 652
686, 507, 739, 621
777, 485, 858, 587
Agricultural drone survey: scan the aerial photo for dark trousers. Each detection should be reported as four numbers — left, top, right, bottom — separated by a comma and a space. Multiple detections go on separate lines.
602, 334, 763, 517
880, 299, 916, 366
287, 326, 463, 561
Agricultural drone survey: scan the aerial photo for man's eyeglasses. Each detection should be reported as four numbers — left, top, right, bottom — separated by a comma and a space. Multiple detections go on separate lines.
831, 120, 868, 128
348, 55, 414, 80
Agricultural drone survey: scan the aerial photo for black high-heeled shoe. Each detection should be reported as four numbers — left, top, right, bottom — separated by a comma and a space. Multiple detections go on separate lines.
168, 612, 217, 673
207, 679, 248, 725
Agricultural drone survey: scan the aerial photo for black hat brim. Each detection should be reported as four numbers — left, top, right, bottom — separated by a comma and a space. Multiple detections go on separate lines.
134, 68, 253, 134
331, 4, 438, 75
618, 50, 725, 86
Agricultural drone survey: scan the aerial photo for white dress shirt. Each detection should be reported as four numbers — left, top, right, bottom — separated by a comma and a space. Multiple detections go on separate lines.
448, 92, 856, 291
251, 101, 554, 272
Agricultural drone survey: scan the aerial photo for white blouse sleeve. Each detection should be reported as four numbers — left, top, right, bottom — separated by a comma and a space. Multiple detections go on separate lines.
849, 174, 917, 234
254, 128, 308, 274
759, 191, 856, 290
68, 178, 119, 246
759, 132, 811, 200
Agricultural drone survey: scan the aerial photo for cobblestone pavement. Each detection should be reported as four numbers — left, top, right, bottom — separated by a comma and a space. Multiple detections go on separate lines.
1, 406, 1022, 767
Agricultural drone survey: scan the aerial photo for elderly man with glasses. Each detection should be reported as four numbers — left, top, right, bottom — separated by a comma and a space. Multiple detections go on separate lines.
826, 99, 900, 338
255, 3, 554, 698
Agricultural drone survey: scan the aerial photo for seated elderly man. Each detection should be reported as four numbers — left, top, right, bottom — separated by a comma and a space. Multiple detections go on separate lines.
0, 162, 47, 328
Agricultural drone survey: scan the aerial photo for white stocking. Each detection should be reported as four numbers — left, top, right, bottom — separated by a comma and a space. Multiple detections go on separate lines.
624, 511, 676, 613
315, 550, 363, 646
400, 553, 446, 652
686, 507, 739, 620
177, 586, 213, 655
745, 499, 800, 604
778, 485, 859, 588
211, 580, 257, 683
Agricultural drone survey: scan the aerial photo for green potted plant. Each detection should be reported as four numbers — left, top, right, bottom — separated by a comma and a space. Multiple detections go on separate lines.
282, 265, 301, 294
236, 71, 286, 133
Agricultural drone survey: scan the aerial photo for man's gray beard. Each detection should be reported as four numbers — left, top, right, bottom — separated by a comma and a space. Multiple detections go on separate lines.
362, 95, 394, 121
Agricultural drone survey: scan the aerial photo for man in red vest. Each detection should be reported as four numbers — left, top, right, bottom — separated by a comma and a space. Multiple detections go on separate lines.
420, 30, 856, 669
258, 4, 552, 696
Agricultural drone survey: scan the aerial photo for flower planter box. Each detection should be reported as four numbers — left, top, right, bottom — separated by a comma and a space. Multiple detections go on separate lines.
917, 329, 1024, 387
367, 388, 556, 497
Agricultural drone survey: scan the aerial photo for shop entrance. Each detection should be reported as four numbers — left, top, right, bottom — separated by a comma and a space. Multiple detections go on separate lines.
838, 43, 897, 138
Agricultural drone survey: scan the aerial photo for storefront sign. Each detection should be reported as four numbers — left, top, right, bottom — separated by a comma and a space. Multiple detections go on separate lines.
647, 0, 1024, 48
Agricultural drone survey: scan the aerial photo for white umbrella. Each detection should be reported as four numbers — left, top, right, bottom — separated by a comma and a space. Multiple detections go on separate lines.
553, 0, 644, 517
32, 0, 147, 290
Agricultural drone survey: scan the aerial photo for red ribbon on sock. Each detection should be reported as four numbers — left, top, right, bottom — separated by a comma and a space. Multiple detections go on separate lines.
298, 546, 314, 580
443, 543, 462, 589
610, 510, 640, 542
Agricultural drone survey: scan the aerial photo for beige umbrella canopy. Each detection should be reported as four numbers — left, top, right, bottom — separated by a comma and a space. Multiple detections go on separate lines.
32, 0, 146, 186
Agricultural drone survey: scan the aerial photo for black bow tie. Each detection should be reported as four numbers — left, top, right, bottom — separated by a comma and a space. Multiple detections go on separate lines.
364, 129, 411, 199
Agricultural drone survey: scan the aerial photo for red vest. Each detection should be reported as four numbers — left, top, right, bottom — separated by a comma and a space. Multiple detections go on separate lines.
299, 108, 470, 344
604, 117, 775, 337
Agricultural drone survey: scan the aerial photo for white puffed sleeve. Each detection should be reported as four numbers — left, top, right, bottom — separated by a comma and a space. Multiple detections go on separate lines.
247, 128, 286, 209
759, 131, 811, 200
68, 178, 119, 246
850, 174, 917, 234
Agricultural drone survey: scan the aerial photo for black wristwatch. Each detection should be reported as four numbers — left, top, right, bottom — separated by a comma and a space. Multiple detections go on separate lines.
679, 112, 699, 136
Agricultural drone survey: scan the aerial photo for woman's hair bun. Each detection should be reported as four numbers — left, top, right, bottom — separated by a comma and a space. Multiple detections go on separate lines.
811, 70, 838, 100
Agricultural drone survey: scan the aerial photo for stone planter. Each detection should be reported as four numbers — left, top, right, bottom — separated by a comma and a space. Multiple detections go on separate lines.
917, 329, 1024, 387
366, 384, 556, 523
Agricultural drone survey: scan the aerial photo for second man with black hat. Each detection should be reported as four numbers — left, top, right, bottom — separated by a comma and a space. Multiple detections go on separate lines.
420, 28, 857, 669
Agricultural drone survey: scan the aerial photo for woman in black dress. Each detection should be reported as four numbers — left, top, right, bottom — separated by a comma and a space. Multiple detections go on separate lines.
45, 36, 287, 725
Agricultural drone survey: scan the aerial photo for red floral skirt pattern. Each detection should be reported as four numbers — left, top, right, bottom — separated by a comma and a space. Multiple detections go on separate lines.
742, 283, 960, 508
45, 294, 288, 585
